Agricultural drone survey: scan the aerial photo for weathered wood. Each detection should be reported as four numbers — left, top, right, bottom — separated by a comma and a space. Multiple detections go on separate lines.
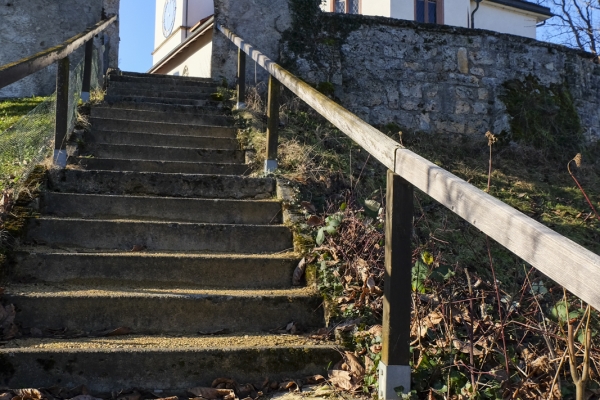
216, 23, 600, 311
266, 75, 280, 163
382, 170, 413, 366
393, 148, 600, 310
215, 24, 401, 172
0, 16, 117, 90
237, 48, 246, 109
54, 57, 70, 151
81, 39, 94, 100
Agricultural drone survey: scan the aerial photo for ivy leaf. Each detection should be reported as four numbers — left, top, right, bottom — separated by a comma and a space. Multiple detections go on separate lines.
430, 264, 454, 282
316, 228, 325, 246
421, 251, 434, 266
412, 260, 428, 293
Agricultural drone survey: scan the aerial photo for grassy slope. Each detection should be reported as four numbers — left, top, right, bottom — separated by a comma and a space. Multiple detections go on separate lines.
237, 88, 600, 398
0, 97, 46, 132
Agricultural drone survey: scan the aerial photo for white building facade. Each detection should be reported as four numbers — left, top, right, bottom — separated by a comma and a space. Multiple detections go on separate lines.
150, 0, 552, 78
149, 0, 214, 77
321, 0, 552, 39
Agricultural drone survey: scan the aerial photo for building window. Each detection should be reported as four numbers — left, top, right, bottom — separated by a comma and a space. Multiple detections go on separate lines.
416, 0, 443, 24
332, 0, 360, 14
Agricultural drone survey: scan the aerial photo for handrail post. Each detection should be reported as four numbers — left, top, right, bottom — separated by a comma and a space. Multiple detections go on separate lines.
265, 74, 280, 173
54, 56, 70, 168
81, 39, 94, 102
379, 169, 413, 399
236, 48, 246, 110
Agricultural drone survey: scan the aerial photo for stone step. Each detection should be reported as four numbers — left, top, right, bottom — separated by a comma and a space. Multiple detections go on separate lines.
117, 70, 218, 84
40, 193, 282, 224
107, 88, 215, 101
84, 130, 238, 149
89, 118, 237, 137
25, 218, 292, 253
91, 107, 234, 126
74, 158, 249, 175
0, 335, 338, 392
5, 285, 323, 336
98, 100, 228, 116
47, 170, 271, 199
109, 73, 220, 87
109, 81, 219, 94
104, 94, 217, 107
84, 144, 243, 163
12, 251, 298, 288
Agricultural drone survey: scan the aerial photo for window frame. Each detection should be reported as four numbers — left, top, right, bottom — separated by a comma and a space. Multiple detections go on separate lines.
330, 0, 361, 14
414, 0, 444, 24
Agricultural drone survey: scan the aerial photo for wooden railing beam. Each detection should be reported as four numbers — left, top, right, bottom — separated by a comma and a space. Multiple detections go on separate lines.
265, 75, 280, 173
0, 16, 117, 90
236, 48, 246, 110
81, 39, 94, 102
379, 170, 414, 398
54, 56, 70, 168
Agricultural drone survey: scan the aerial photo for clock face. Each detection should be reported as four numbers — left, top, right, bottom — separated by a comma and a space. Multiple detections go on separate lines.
162, 0, 177, 38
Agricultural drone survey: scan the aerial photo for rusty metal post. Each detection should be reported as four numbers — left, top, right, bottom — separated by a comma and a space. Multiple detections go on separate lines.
265, 75, 280, 173
236, 48, 246, 110
378, 169, 413, 399
81, 39, 94, 102
54, 56, 70, 168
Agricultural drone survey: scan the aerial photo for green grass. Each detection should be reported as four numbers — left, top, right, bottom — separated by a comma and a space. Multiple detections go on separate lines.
0, 96, 54, 190
0, 97, 47, 132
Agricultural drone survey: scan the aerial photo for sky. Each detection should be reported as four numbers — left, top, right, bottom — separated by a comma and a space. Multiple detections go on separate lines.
118, 0, 156, 73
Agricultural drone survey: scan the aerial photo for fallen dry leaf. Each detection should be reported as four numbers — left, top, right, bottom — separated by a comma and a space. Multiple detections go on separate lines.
452, 339, 484, 356
305, 374, 326, 384
328, 369, 358, 391
307, 215, 322, 226
292, 258, 306, 286
344, 351, 365, 378
301, 201, 316, 214
12, 389, 42, 400
130, 245, 145, 252
188, 387, 234, 399
368, 325, 382, 337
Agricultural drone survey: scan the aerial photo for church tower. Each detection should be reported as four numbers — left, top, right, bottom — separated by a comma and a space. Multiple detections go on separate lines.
149, 0, 214, 77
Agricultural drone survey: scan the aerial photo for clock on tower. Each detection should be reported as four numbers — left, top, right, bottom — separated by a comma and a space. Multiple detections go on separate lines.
162, 0, 176, 38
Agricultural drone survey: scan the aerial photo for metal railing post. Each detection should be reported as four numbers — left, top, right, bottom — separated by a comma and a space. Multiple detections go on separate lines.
81, 39, 94, 102
379, 169, 413, 399
54, 56, 70, 168
265, 74, 280, 173
236, 48, 246, 110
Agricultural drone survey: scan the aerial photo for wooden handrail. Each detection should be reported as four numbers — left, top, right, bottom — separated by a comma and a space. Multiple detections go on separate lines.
0, 16, 117, 90
216, 23, 600, 310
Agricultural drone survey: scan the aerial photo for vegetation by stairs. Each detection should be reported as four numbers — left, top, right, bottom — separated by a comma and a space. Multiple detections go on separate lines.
0, 71, 338, 392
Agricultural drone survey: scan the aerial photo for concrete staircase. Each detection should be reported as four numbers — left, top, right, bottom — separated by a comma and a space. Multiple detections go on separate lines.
0, 72, 337, 392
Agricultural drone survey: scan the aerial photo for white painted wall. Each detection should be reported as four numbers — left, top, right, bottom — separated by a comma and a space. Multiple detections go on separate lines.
153, 0, 215, 68
186, 0, 214, 27
445, 0, 470, 27
363, 0, 391, 17
472, 1, 538, 38
390, 0, 413, 20
160, 30, 213, 78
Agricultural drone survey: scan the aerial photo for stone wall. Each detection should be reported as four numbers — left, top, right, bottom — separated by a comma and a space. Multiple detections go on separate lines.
285, 13, 600, 141
0, 0, 120, 98
211, 0, 292, 86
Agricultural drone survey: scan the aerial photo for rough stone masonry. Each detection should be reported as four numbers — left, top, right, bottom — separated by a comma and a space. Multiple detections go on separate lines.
0, 0, 119, 98
212, 1, 600, 142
